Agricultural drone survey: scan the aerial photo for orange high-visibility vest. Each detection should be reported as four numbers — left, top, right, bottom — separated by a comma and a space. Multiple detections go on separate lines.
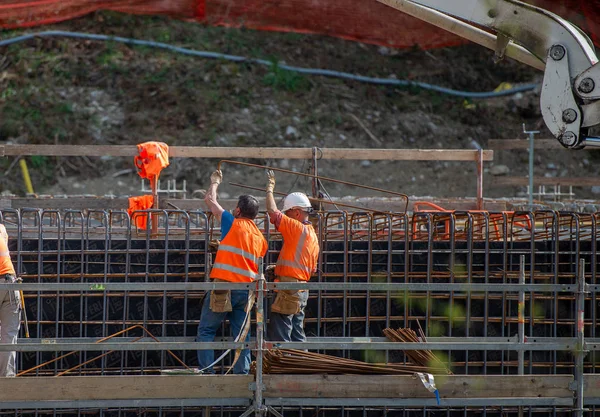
127, 195, 154, 229
210, 218, 268, 283
275, 216, 319, 282
0, 232, 15, 276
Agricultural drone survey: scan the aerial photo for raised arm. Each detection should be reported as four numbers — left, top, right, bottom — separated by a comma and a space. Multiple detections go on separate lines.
204, 170, 225, 220
265, 170, 279, 214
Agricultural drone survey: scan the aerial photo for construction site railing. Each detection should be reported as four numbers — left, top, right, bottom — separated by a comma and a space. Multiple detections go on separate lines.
0, 277, 597, 413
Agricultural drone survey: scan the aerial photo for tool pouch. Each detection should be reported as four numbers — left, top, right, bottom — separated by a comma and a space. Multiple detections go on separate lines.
210, 290, 232, 313
271, 290, 301, 315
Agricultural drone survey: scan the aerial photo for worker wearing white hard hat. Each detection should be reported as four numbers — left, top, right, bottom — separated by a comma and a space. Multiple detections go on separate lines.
265, 170, 319, 342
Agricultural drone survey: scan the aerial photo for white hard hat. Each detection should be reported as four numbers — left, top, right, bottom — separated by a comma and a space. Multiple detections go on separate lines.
281, 192, 312, 212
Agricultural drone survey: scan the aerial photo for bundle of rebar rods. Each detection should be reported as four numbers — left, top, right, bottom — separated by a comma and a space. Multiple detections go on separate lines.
383, 327, 451, 374
252, 349, 449, 375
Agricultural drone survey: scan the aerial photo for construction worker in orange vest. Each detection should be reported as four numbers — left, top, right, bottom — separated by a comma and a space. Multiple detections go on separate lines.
197, 169, 268, 374
0, 224, 21, 377
265, 170, 319, 342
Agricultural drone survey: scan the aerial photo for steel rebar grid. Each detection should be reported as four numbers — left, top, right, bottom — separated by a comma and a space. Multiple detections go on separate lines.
0, 207, 599, 416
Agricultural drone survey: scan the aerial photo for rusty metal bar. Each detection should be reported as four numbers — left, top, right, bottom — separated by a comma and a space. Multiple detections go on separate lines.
218, 160, 409, 213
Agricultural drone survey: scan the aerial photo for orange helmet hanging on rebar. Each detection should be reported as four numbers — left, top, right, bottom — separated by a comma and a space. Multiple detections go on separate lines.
134, 141, 170, 181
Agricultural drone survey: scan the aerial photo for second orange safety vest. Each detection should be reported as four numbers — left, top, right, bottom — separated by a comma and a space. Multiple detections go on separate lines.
210, 218, 268, 283
275, 216, 319, 281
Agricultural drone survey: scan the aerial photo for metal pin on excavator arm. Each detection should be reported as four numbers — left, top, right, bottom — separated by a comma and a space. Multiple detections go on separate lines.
376, 0, 600, 149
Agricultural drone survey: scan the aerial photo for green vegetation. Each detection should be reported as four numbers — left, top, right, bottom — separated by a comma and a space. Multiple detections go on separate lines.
263, 60, 310, 92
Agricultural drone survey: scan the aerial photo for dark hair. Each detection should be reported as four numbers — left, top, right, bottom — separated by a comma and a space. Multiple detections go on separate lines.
237, 195, 260, 219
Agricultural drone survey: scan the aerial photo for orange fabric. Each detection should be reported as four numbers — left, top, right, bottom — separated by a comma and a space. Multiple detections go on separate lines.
128, 195, 154, 229
0, 231, 15, 276
210, 218, 267, 283
274, 216, 319, 282
134, 141, 170, 182
0, 1, 598, 50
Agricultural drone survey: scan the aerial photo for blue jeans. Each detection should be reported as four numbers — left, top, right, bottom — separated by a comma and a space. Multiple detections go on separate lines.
196, 289, 251, 374
268, 290, 309, 342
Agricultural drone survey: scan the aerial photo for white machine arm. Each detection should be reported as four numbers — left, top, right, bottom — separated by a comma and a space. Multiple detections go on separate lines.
376, 0, 600, 149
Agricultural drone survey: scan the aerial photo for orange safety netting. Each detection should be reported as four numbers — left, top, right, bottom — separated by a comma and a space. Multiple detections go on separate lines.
0, 0, 598, 50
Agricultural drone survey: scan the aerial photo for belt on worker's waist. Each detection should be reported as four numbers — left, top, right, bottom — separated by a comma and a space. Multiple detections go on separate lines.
0, 274, 16, 282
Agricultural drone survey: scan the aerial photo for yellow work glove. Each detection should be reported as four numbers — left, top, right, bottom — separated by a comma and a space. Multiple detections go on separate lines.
210, 170, 223, 185
266, 170, 276, 193
265, 264, 277, 281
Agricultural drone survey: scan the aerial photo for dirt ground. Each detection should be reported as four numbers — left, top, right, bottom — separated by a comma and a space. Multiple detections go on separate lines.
1, 11, 599, 205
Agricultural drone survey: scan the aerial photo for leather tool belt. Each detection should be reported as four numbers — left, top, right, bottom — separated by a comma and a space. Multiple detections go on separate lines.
271, 275, 305, 315
209, 278, 232, 313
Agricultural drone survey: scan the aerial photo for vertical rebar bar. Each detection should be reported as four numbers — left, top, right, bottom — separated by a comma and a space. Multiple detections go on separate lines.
316, 213, 324, 339
518, 255, 525, 376
311, 147, 319, 200
518, 255, 526, 417
255, 261, 266, 417
575, 258, 587, 417
477, 149, 483, 210
523, 124, 539, 206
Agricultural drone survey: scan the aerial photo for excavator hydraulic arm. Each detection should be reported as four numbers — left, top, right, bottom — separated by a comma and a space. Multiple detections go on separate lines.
376, 0, 600, 149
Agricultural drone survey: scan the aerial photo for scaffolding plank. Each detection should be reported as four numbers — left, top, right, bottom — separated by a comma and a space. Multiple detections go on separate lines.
263, 375, 573, 398
0, 375, 253, 401
0, 145, 492, 161
584, 374, 600, 398
319, 149, 493, 161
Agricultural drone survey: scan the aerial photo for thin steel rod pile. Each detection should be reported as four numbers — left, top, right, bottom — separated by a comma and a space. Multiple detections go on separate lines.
253, 349, 448, 375
383, 327, 451, 373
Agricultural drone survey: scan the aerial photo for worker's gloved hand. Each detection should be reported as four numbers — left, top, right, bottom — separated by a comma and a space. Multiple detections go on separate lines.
265, 264, 276, 281
209, 239, 220, 252
210, 170, 223, 185
266, 170, 276, 193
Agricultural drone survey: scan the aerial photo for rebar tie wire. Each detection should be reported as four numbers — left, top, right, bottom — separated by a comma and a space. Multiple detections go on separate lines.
217, 160, 409, 213
17, 324, 191, 377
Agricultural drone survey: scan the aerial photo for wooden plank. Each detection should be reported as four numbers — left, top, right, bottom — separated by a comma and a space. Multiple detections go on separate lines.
0, 145, 492, 161
263, 375, 573, 399
169, 147, 312, 159
488, 139, 565, 150
319, 149, 493, 161
0, 375, 252, 401
584, 374, 600, 398
9, 197, 130, 210
1, 145, 139, 157
491, 177, 600, 186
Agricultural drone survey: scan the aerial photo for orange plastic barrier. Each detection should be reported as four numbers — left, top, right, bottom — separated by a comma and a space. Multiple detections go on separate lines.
0, 0, 597, 50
